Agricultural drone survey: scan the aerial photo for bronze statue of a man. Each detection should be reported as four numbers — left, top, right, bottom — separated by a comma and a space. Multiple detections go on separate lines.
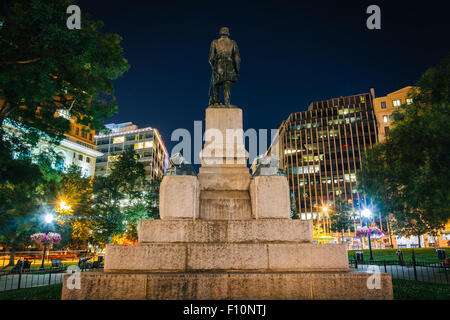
209, 27, 240, 106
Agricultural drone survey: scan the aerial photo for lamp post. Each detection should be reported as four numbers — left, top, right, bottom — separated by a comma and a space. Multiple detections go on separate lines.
322, 206, 329, 236
39, 213, 54, 270
361, 208, 374, 262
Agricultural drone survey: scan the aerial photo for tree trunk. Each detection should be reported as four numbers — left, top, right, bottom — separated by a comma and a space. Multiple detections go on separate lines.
387, 218, 394, 248
8, 246, 16, 266
417, 234, 421, 248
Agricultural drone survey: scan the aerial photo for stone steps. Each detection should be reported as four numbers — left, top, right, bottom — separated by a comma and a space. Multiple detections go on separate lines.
199, 190, 252, 219
104, 243, 349, 272
62, 271, 393, 300
138, 219, 312, 243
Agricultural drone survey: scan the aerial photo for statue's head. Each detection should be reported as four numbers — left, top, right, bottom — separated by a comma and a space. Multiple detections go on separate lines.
219, 27, 230, 36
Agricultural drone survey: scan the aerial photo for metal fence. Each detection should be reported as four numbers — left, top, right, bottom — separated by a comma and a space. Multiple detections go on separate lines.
0, 264, 102, 292
0, 250, 99, 268
350, 259, 449, 285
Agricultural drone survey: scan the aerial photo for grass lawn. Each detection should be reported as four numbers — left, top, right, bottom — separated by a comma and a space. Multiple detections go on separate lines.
393, 279, 450, 300
0, 283, 62, 300
1, 261, 79, 273
348, 248, 446, 264
0, 279, 448, 300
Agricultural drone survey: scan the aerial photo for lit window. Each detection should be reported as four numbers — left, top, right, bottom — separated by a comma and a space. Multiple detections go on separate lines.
383, 115, 388, 123
113, 136, 125, 144
134, 142, 144, 150
108, 155, 119, 162
360, 96, 365, 103
343, 173, 356, 182
393, 100, 401, 107
144, 141, 153, 148
381, 101, 386, 109
406, 98, 413, 105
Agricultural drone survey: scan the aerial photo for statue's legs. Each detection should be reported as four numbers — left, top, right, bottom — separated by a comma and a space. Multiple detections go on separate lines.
213, 84, 220, 105
223, 81, 232, 105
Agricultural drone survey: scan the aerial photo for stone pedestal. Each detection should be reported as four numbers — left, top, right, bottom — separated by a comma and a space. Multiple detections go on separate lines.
62, 105, 393, 300
199, 190, 252, 219
199, 106, 248, 167
250, 176, 290, 219
63, 271, 393, 300
197, 106, 252, 220
159, 175, 199, 219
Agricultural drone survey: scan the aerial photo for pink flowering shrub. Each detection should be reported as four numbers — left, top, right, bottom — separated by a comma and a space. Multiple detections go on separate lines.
30, 232, 62, 245
356, 226, 385, 239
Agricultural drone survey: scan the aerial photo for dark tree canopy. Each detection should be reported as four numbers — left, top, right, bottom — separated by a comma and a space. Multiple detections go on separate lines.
0, 0, 129, 256
358, 55, 450, 237
0, 0, 129, 138
91, 149, 149, 245
328, 198, 355, 243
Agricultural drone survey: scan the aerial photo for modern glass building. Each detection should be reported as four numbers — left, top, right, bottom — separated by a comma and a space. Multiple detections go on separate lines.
94, 122, 168, 181
271, 92, 378, 235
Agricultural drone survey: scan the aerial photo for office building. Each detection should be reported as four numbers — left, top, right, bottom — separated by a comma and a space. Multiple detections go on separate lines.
373, 86, 415, 142
94, 122, 168, 180
271, 92, 378, 236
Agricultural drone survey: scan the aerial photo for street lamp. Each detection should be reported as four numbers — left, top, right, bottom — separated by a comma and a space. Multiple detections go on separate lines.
44, 213, 54, 224
321, 205, 330, 238
361, 208, 372, 219
361, 208, 374, 262
40, 212, 54, 270
59, 200, 71, 211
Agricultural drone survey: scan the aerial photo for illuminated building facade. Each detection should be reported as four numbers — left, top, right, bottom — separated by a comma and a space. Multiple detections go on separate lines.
272, 92, 378, 235
373, 86, 415, 142
1, 107, 102, 178
55, 110, 102, 177
94, 122, 168, 181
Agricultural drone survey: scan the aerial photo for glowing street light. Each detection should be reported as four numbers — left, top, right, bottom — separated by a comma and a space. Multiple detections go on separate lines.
44, 213, 54, 224
322, 206, 328, 213
40, 212, 55, 270
361, 208, 372, 218
59, 200, 71, 211
360, 208, 374, 262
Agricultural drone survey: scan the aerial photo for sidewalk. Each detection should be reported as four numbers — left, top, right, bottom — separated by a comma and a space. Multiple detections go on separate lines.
355, 263, 449, 285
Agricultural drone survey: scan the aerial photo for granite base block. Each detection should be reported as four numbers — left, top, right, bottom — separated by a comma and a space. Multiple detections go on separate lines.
62, 271, 393, 300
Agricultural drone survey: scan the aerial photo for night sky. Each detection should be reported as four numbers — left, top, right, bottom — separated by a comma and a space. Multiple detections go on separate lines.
78, 0, 449, 158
